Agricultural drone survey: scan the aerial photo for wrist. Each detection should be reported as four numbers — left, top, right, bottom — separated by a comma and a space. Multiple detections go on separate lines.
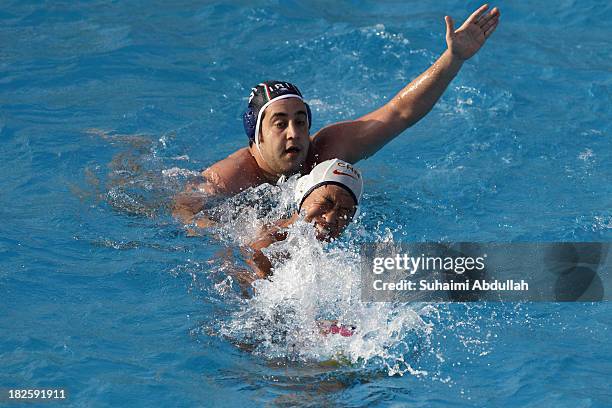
441, 48, 464, 75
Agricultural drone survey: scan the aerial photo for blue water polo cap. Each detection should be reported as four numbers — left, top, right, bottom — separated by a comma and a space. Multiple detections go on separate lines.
243, 80, 312, 146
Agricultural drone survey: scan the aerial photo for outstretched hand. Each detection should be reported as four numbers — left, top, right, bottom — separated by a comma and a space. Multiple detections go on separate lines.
445, 4, 500, 61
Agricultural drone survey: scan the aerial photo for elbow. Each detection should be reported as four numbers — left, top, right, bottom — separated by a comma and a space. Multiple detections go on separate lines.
388, 101, 417, 127
390, 84, 444, 125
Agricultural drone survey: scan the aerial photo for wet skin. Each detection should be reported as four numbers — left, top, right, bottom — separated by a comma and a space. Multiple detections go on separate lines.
255, 98, 312, 178
300, 184, 357, 241
174, 4, 501, 224
245, 184, 357, 278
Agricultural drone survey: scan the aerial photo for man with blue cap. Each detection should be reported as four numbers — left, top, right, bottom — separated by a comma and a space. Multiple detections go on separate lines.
174, 4, 500, 224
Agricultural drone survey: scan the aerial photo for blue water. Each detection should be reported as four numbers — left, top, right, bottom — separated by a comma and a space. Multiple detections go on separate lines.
1, 1, 611, 407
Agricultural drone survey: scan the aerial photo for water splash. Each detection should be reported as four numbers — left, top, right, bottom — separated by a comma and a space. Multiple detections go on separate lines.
210, 181, 438, 376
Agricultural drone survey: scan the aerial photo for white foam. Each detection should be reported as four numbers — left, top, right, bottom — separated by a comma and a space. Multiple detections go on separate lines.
214, 181, 435, 374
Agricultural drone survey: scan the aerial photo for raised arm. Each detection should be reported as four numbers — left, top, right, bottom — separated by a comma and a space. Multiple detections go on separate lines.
313, 4, 500, 164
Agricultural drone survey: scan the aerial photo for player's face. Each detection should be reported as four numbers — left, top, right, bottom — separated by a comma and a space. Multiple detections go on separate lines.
301, 185, 357, 241
259, 98, 310, 176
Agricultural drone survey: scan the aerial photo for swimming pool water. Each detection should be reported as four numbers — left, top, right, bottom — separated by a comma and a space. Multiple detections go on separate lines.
1, 1, 611, 407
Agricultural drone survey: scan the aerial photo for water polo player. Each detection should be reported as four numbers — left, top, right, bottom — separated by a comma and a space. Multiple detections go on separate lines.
246, 159, 363, 279
173, 4, 500, 225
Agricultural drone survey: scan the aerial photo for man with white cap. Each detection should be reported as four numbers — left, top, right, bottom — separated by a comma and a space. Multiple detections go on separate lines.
294, 158, 363, 241
247, 159, 363, 278
173, 4, 500, 225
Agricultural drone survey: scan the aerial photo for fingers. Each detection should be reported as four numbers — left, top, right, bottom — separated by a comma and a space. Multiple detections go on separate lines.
465, 4, 489, 25
481, 14, 498, 33
445, 15, 455, 39
484, 20, 499, 39
477, 7, 500, 28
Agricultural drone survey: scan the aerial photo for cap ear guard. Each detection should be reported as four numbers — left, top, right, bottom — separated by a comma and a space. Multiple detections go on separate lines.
294, 173, 312, 211
243, 107, 257, 143
305, 103, 312, 131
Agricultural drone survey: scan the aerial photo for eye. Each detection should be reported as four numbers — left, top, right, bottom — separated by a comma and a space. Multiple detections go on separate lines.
296, 119, 307, 127
275, 121, 287, 129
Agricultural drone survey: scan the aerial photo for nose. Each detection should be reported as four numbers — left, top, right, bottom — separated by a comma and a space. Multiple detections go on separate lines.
286, 121, 298, 140
322, 209, 339, 228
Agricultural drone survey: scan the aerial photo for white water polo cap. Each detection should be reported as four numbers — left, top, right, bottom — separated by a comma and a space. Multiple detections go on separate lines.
294, 159, 363, 211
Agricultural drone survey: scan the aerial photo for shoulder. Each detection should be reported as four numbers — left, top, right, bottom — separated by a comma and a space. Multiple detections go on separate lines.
202, 148, 262, 195
311, 120, 361, 163
311, 111, 391, 164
